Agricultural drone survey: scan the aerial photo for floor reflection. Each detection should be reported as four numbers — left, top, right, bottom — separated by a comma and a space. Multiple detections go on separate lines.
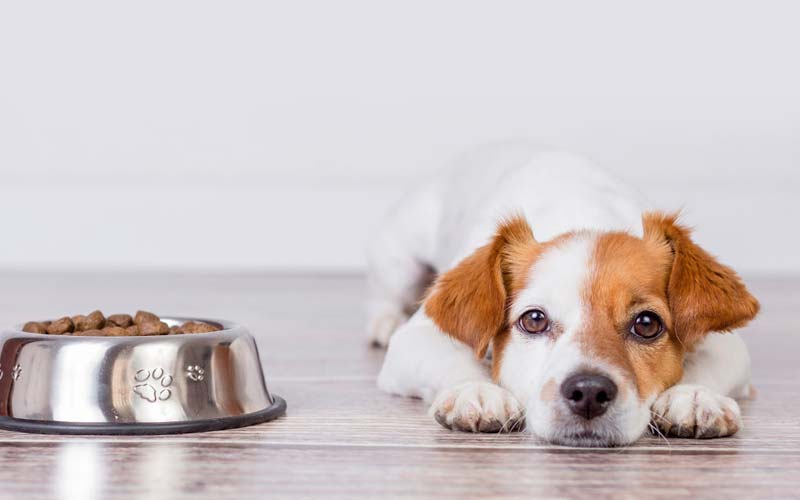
55, 442, 107, 500
52, 440, 192, 500
128, 442, 189, 499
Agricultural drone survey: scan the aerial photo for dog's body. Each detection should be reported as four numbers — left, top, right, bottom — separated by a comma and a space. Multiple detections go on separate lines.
368, 144, 758, 446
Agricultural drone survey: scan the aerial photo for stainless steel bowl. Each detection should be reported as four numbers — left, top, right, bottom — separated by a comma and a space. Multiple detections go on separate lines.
0, 317, 285, 434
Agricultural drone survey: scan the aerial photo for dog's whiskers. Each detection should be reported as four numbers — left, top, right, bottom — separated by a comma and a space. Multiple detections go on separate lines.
496, 412, 525, 434
648, 410, 673, 449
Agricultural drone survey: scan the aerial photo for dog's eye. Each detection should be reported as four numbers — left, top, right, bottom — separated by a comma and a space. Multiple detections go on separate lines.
518, 309, 549, 334
631, 311, 664, 339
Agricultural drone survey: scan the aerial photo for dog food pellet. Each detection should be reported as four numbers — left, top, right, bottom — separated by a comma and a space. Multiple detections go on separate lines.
22, 321, 48, 334
102, 326, 128, 337
134, 311, 160, 325
107, 314, 133, 328
74, 310, 106, 331
87, 310, 106, 327
22, 311, 222, 336
47, 317, 74, 335
181, 321, 220, 334
139, 321, 170, 336
73, 329, 103, 337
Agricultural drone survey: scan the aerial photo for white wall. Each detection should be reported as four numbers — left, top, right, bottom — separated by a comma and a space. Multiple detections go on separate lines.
1, 1, 797, 273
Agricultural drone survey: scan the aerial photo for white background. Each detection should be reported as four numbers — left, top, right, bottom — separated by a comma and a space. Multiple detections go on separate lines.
1, 1, 797, 274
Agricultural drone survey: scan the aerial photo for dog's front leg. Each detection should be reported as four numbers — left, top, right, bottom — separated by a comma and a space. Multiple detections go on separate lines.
651, 333, 751, 438
377, 312, 524, 433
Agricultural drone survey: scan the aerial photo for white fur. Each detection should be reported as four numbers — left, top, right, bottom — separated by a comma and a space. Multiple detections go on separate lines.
377, 311, 490, 402
370, 143, 752, 446
651, 384, 742, 438
500, 235, 595, 409
680, 332, 752, 398
650, 332, 750, 438
429, 381, 524, 433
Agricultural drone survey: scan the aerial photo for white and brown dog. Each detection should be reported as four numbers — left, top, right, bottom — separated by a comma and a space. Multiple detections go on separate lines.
368, 144, 759, 447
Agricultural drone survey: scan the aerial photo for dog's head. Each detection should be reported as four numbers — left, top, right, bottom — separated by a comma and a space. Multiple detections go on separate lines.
424, 213, 759, 446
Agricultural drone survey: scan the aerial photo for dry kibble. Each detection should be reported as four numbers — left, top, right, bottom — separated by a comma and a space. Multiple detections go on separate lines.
85, 310, 106, 329
22, 321, 48, 334
102, 326, 128, 337
73, 329, 103, 337
73, 310, 106, 331
46, 317, 74, 335
107, 314, 133, 328
134, 310, 160, 325
23, 311, 225, 337
181, 321, 220, 334
71, 315, 86, 330
139, 321, 169, 336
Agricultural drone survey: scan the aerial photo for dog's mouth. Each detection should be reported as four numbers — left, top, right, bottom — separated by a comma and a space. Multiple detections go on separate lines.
537, 418, 628, 447
549, 430, 619, 447
569, 431, 602, 440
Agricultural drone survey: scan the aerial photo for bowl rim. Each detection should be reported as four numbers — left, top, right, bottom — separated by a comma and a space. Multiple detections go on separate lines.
9, 315, 239, 338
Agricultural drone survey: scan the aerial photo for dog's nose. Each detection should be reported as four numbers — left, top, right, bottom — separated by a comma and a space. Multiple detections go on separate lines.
560, 373, 618, 420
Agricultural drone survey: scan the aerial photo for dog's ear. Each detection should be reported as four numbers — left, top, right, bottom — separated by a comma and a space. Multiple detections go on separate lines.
425, 216, 536, 358
643, 212, 759, 347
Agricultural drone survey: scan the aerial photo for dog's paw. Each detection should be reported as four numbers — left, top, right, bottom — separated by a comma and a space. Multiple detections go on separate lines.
430, 381, 524, 433
651, 384, 742, 439
367, 308, 408, 348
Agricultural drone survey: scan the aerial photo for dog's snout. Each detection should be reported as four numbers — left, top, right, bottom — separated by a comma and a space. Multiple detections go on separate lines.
560, 373, 618, 420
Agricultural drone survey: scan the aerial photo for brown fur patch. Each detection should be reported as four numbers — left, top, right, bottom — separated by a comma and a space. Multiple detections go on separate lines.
581, 213, 760, 400
424, 217, 587, 380
642, 212, 760, 346
583, 231, 684, 399
425, 216, 539, 364
490, 327, 513, 381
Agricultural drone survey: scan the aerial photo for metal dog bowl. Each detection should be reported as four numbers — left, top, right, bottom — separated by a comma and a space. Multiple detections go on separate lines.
0, 317, 286, 435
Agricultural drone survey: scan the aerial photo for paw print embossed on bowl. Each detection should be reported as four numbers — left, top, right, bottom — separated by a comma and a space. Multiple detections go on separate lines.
186, 365, 205, 382
133, 368, 174, 402
0, 317, 285, 435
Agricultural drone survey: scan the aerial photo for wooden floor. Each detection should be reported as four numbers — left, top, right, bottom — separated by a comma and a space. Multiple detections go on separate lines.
0, 272, 798, 499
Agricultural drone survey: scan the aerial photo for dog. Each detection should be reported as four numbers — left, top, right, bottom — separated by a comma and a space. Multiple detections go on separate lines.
367, 143, 759, 447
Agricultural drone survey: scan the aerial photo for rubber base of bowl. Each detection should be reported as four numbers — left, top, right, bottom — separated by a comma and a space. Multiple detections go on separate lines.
0, 395, 287, 435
